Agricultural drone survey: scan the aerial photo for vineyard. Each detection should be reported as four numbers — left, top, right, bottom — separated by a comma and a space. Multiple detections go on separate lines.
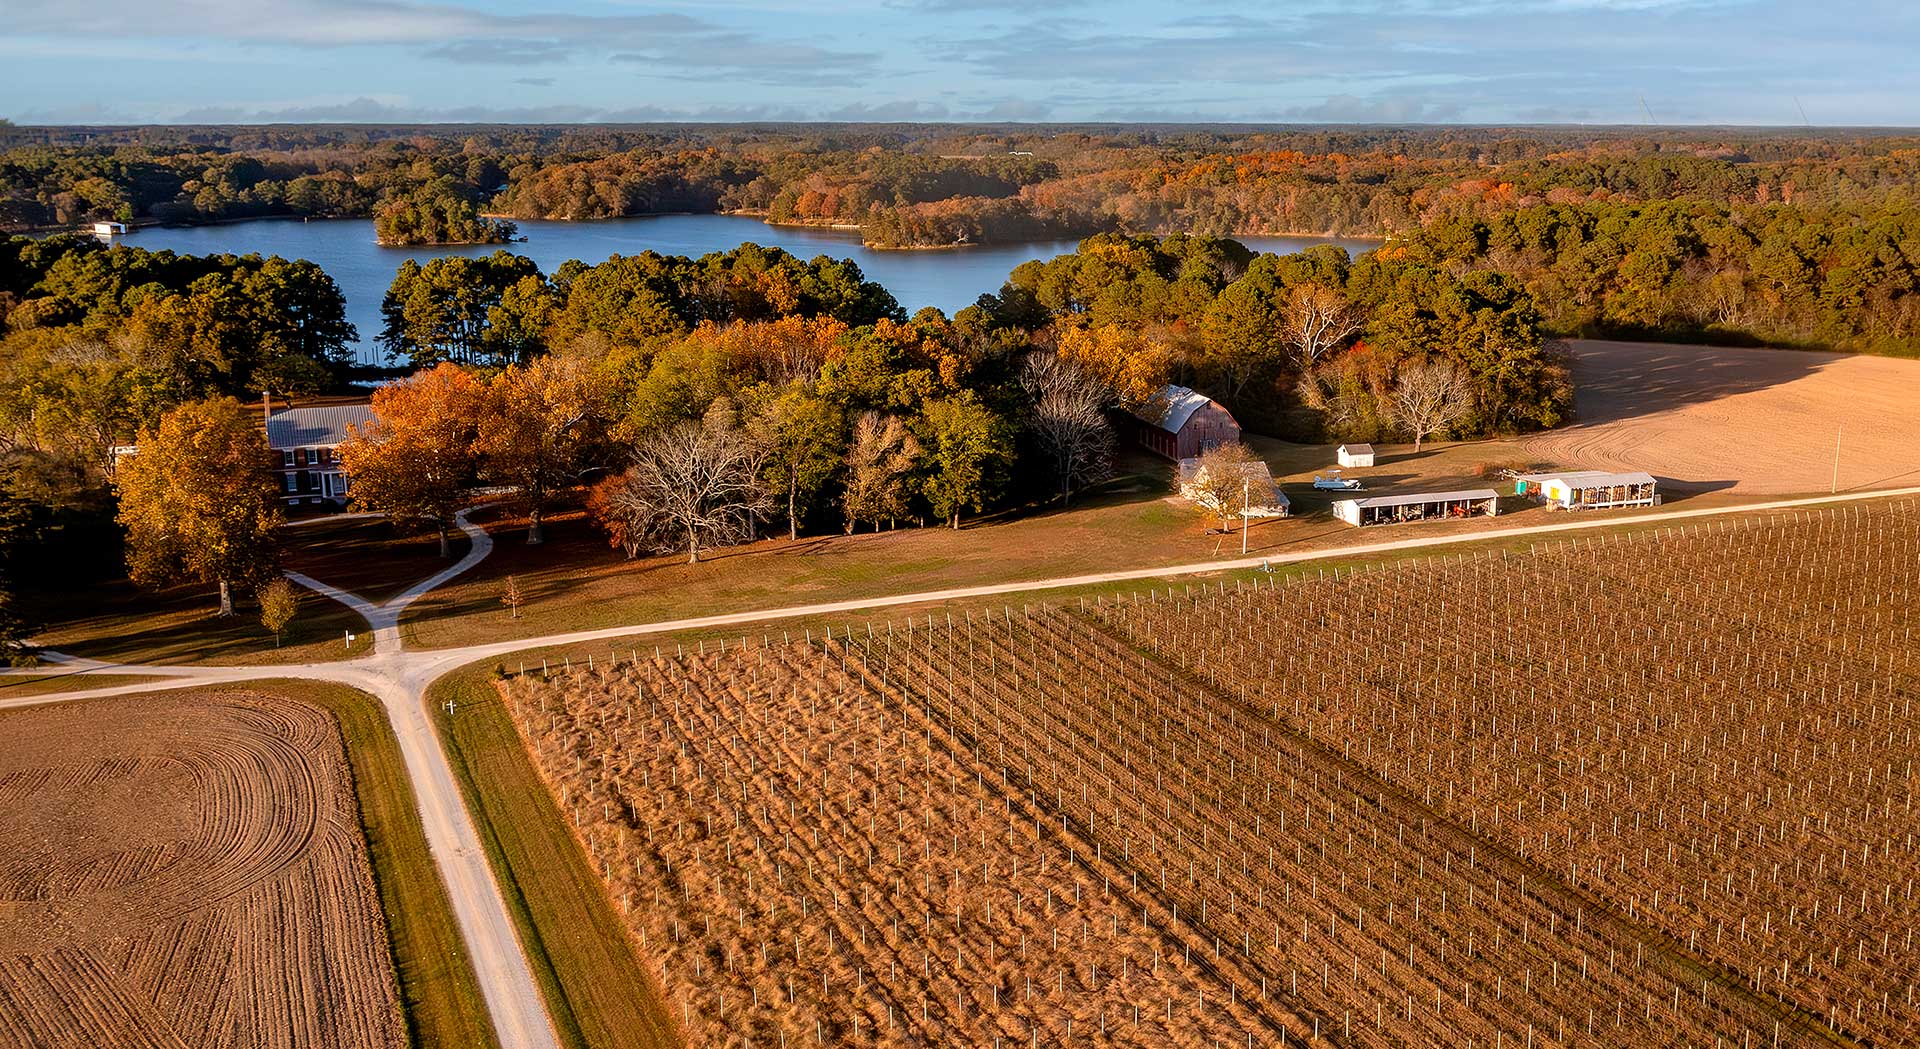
500, 501, 1916, 1048
0, 691, 404, 1048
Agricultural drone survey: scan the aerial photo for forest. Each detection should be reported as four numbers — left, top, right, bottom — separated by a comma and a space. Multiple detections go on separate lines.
6, 122, 1920, 352
0, 220, 1568, 651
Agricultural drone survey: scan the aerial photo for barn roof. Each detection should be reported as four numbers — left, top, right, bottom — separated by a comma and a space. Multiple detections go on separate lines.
265, 405, 374, 449
1336, 488, 1498, 510
1134, 385, 1218, 434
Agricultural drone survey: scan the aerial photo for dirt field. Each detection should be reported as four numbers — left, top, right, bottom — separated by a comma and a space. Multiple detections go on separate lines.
1524, 340, 1920, 494
495, 503, 1916, 1047
0, 690, 404, 1048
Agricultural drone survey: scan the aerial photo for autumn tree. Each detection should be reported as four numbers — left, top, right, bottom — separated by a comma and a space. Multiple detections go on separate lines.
587, 410, 768, 563
841, 412, 919, 533
1020, 352, 1114, 506
1389, 358, 1472, 452
474, 353, 609, 545
0, 491, 36, 664
1183, 441, 1262, 532
748, 387, 845, 540
114, 397, 282, 616
920, 394, 1012, 530
257, 577, 299, 645
337, 363, 483, 557
1054, 324, 1175, 411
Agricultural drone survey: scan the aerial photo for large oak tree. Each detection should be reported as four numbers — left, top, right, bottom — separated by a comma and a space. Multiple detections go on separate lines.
337, 362, 484, 557
114, 397, 282, 616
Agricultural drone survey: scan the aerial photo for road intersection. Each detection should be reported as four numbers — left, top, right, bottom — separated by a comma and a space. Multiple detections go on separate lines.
5, 483, 1917, 1046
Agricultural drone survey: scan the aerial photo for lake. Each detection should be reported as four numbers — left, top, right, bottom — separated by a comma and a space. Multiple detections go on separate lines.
119, 214, 1379, 364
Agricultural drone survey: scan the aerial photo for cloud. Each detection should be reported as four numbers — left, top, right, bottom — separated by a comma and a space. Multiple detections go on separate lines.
423, 40, 571, 65
514, 77, 555, 87
819, 100, 952, 121
12, 0, 877, 83
972, 99, 1054, 121
1281, 94, 1466, 123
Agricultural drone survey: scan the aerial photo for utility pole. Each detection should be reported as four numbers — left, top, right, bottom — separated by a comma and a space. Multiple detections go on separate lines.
1241, 479, 1249, 555
1831, 424, 1843, 493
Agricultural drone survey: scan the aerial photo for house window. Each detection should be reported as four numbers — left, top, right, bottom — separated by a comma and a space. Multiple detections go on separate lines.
284, 475, 297, 493
282, 450, 294, 467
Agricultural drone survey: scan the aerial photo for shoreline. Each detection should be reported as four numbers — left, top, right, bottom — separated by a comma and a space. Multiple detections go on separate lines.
12, 210, 1390, 251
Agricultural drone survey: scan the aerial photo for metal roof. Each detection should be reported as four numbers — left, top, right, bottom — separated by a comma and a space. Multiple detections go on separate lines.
1338, 443, 1374, 454
1516, 470, 1656, 488
1135, 384, 1217, 434
1336, 488, 1499, 510
265, 405, 374, 449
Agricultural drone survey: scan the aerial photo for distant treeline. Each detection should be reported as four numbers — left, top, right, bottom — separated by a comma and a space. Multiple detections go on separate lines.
8, 123, 1920, 351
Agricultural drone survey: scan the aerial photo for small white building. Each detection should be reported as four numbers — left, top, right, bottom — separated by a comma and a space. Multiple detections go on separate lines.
1514, 470, 1658, 510
1334, 488, 1498, 527
1336, 443, 1376, 468
91, 221, 128, 237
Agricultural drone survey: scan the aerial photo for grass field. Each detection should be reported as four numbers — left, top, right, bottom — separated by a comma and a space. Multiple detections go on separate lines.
28, 574, 374, 666
286, 514, 474, 604
429, 666, 679, 1049
0, 670, 166, 698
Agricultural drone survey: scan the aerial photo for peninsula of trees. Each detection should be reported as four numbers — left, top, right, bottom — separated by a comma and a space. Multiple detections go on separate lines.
7, 122, 1920, 353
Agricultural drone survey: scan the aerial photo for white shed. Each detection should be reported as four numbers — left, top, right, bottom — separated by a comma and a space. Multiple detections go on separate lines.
1336, 443, 1375, 468
91, 221, 128, 237
1333, 488, 1498, 527
1514, 470, 1658, 510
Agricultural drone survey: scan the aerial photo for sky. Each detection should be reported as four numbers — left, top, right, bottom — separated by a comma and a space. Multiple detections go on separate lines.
4, 0, 1917, 126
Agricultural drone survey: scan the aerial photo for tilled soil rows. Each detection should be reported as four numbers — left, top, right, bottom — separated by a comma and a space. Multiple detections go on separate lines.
502, 504, 1911, 1047
0, 690, 403, 1049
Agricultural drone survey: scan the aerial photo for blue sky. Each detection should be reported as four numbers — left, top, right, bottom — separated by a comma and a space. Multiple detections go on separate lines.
5, 0, 1916, 125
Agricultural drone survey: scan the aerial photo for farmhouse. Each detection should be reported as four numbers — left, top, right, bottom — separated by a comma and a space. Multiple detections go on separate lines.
1514, 470, 1658, 510
1125, 385, 1241, 460
1333, 488, 1499, 527
266, 404, 373, 508
1336, 443, 1376, 468
1176, 457, 1290, 517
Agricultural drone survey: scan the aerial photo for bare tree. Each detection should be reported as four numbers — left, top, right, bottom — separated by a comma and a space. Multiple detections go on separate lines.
1280, 283, 1363, 373
587, 413, 769, 564
1020, 352, 1114, 506
842, 412, 919, 533
1182, 442, 1262, 532
1389, 358, 1472, 452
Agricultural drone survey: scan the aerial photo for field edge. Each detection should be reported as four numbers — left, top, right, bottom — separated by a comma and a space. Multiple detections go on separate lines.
428, 664, 682, 1049
266, 678, 503, 1049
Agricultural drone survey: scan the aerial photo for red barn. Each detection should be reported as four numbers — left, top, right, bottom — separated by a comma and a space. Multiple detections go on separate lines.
1126, 385, 1242, 460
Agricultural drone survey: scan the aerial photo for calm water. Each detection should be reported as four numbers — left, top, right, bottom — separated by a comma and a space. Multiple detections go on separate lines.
121, 214, 1378, 364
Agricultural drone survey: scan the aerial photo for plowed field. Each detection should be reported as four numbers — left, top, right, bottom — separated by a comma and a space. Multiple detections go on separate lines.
0, 691, 404, 1049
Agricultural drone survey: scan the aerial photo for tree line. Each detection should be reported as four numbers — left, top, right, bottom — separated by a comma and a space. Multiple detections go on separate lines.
12, 125, 1920, 352
0, 223, 1556, 655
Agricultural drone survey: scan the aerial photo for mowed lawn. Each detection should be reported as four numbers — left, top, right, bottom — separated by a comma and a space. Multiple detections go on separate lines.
398, 438, 1704, 651
285, 514, 472, 604
27, 515, 466, 667
30, 575, 374, 666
